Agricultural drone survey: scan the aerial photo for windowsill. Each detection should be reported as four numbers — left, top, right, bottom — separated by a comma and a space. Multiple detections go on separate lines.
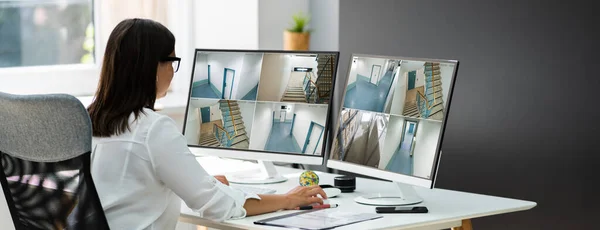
155, 90, 190, 113
76, 90, 189, 113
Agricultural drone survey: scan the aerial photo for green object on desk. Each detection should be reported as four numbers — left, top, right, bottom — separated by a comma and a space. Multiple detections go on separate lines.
299, 170, 319, 186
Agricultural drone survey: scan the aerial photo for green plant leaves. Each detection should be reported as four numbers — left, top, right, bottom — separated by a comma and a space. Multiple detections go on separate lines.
287, 11, 311, 33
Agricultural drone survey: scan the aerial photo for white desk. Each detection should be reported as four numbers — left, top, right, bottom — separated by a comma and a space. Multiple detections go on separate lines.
179, 157, 536, 230
0, 183, 15, 230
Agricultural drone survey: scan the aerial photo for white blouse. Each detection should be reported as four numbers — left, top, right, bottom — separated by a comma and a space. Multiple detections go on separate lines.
90, 108, 257, 230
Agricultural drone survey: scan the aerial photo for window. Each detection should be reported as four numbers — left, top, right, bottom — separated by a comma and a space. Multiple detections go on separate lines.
0, 0, 260, 98
0, 0, 95, 68
0, 0, 98, 96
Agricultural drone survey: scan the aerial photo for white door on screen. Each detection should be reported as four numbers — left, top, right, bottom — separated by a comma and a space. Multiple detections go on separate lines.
371, 65, 381, 84
304, 123, 324, 154
224, 69, 235, 99
280, 111, 286, 122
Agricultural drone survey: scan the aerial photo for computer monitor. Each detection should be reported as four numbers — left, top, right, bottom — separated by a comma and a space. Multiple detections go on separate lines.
328, 54, 459, 205
182, 49, 339, 184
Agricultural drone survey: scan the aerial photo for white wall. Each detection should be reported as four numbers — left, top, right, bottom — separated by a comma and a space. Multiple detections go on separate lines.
352, 112, 370, 143
347, 57, 359, 85
195, 0, 259, 49
308, 0, 339, 51
399, 60, 426, 89
289, 56, 318, 87
235, 54, 264, 99
207, 53, 245, 98
298, 55, 319, 80
257, 0, 338, 51
258, 0, 310, 49
379, 115, 405, 169
440, 64, 455, 107
356, 57, 387, 83
399, 60, 424, 73
278, 56, 294, 99
210, 103, 221, 121
353, 112, 388, 154
380, 61, 391, 83
257, 54, 292, 101
414, 68, 426, 88
384, 66, 402, 113
376, 114, 389, 154
189, 99, 221, 121
292, 104, 328, 154
347, 56, 388, 86
390, 70, 408, 115
193, 53, 209, 83
289, 72, 308, 88
185, 106, 201, 145
412, 120, 442, 179
291, 56, 318, 71
249, 102, 275, 150
273, 103, 295, 122
237, 100, 256, 139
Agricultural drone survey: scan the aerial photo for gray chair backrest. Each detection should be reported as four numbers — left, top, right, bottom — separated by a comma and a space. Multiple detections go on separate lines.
0, 92, 109, 230
0, 92, 92, 162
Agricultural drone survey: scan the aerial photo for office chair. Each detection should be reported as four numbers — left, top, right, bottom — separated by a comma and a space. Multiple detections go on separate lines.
0, 92, 110, 230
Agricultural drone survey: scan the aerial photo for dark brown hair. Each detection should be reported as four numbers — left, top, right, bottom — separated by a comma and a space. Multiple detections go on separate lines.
88, 18, 175, 137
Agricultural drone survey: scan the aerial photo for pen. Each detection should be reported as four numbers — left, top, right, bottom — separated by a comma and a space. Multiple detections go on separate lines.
295, 204, 339, 210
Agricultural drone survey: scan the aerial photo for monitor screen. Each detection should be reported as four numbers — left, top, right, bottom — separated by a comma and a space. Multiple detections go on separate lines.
183, 50, 339, 157
330, 54, 458, 181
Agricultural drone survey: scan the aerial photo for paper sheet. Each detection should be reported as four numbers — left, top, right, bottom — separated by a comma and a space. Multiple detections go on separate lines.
256, 209, 382, 230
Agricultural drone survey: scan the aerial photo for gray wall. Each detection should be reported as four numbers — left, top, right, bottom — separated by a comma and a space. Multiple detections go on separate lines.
258, 0, 309, 50
337, 0, 597, 229
308, 0, 339, 51
258, 0, 339, 51
303, 0, 339, 172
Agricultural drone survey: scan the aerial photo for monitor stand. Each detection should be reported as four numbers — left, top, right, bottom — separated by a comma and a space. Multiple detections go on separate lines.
226, 161, 288, 184
354, 181, 423, 206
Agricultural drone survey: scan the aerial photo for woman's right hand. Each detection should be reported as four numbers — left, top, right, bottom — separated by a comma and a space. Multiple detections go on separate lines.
283, 185, 328, 210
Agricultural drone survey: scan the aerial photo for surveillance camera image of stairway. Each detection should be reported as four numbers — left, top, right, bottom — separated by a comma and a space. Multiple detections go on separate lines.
344, 57, 454, 123
185, 98, 255, 149
390, 61, 454, 121
185, 50, 338, 158
256, 53, 336, 104
344, 57, 401, 113
331, 55, 458, 179
249, 102, 328, 155
331, 109, 444, 179
330, 109, 389, 168
190, 52, 263, 100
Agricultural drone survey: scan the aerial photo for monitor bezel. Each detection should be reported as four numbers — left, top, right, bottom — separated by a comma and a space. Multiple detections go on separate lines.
326, 53, 460, 189
182, 48, 341, 165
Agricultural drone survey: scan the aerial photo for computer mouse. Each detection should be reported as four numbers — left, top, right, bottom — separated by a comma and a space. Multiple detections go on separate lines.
323, 187, 342, 198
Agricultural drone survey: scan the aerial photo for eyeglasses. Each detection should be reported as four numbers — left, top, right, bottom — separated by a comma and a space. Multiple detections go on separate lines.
161, 56, 181, 73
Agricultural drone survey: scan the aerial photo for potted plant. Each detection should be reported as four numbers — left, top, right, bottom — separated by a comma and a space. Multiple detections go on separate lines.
284, 11, 311, 50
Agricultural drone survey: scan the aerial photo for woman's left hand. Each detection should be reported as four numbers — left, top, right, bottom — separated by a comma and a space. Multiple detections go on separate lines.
214, 175, 229, 186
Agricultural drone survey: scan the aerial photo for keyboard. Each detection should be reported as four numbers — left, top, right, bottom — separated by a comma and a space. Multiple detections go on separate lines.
232, 185, 277, 194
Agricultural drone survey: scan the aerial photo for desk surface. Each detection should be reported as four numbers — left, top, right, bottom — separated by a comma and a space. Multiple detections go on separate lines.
180, 157, 536, 230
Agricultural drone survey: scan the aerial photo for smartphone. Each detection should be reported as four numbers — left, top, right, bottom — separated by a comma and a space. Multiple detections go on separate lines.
375, 206, 428, 214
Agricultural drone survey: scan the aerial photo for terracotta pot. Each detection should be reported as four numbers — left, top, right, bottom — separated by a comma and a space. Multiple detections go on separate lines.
283, 31, 310, 50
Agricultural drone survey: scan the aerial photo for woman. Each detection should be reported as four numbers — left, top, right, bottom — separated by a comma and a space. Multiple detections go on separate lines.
87, 18, 327, 230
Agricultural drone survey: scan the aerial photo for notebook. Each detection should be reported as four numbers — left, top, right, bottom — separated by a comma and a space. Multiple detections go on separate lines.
254, 208, 383, 230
